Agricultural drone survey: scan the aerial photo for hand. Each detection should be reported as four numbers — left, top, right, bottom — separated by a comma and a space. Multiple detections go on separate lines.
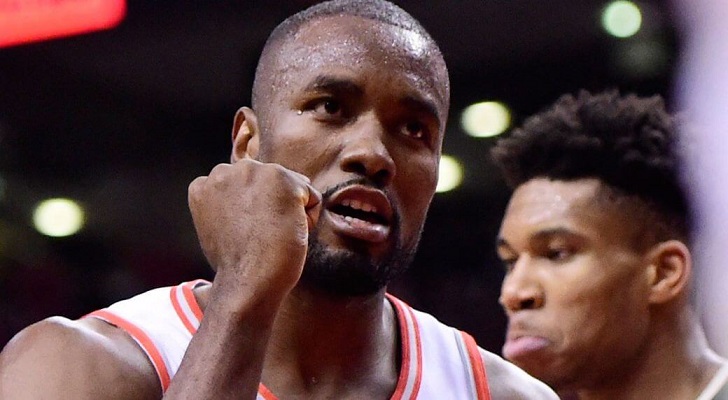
188, 159, 322, 307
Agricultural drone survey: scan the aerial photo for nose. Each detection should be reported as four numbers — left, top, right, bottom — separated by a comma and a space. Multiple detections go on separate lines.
499, 256, 544, 313
339, 117, 396, 187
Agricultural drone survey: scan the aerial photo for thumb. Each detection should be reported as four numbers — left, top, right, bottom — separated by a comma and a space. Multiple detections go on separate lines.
304, 184, 322, 232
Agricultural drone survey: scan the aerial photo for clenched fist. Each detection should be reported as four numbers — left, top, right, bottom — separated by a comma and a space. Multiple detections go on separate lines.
188, 159, 322, 307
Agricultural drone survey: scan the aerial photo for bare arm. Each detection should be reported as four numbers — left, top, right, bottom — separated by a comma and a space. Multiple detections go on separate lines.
2, 151, 320, 400
480, 349, 558, 399
0, 317, 160, 400
163, 159, 321, 399
161, 285, 277, 400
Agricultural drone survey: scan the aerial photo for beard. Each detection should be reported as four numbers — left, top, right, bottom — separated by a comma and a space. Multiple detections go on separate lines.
297, 214, 418, 298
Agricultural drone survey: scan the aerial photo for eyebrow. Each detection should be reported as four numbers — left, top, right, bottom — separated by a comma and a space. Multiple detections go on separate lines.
495, 227, 579, 251
495, 237, 509, 250
400, 95, 442, 128
304, 75, 443, 127
304, 75, 364, 97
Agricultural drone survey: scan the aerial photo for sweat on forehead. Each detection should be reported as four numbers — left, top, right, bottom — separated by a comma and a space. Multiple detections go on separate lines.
251, 0, 446, 111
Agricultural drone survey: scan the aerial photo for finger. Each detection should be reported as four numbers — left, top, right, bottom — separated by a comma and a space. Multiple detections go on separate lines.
187, 175, 208, 204
304, 184, 321, 210
289, 169, 312, 185
303, 184, 322, 231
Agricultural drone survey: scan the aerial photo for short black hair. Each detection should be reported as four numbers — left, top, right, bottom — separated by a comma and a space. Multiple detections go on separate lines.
251, 0, 443, 111
491, 90, 689, 244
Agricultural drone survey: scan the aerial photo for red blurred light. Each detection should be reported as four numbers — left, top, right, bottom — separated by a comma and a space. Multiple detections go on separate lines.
0, 0, 126, 48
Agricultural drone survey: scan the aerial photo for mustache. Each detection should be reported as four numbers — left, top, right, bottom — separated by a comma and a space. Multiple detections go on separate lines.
320, 178, 400, 228
506, 317, 540, 335
321, 177, 383, 200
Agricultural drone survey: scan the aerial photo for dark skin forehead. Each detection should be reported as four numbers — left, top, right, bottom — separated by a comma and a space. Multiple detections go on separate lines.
254, 15, 450, 128
497, 178, 649, 254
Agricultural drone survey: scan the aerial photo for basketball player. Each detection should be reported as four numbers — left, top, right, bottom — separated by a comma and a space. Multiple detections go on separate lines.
0, 1, 556, 399
492, 90, 728, 399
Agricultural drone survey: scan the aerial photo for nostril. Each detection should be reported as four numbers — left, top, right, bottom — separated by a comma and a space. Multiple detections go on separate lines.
345, 161, 368, 176
341, 157, 393, 187
371, 169, 391, 187
520, 298, 536, 310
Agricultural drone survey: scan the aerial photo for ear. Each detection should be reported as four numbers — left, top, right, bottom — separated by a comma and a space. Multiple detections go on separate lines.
646, 240, 692, 304
231, 107, 260, 162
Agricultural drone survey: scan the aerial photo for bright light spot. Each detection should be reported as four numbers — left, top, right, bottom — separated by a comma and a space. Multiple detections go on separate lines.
33, 198, 85, 237
602, 1, 642, 38
436, 155, 463, 193
461, 101, 511, 138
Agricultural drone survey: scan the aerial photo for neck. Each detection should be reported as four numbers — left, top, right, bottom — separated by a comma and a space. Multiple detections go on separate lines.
578, 304, 725, 400
261, 286, 400, 398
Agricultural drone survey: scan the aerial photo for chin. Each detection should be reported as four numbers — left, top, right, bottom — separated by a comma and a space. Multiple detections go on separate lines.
299, 230, 415, 297
512, 357, 578, 391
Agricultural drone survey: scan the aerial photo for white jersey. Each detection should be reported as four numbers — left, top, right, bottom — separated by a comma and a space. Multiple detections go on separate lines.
86, 280, 491, 400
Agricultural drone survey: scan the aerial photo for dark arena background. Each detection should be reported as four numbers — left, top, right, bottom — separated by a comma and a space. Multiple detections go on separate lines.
0, 0, 679, 353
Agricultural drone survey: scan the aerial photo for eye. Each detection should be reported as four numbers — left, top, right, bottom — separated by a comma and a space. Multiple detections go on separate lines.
312, 99, 343, 117
545, 248, 572, 262
497, 254, 518, 273
403, 120, 427, 140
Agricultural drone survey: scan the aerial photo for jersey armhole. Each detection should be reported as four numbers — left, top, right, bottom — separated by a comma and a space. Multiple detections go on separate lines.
460, 331, 491, 400
85, 309, 171, 391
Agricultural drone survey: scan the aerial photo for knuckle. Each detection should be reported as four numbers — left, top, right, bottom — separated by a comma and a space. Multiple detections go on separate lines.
263, 163, 297, 187
188, 176, 206, 201
208, 163, 237, 188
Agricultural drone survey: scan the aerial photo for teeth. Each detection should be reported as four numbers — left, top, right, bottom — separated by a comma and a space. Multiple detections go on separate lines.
343, 215, 372, 225
340, 199, 377, 213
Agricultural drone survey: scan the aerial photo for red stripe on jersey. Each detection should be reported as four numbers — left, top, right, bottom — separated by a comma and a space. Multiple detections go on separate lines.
258, 383, 278, 400
182, 280, 205, 322
87, 309, 172, 391
404, 304, 423, 399
461, 331, 491, 400
170, 285, 196, 335
388, 295, 411, 400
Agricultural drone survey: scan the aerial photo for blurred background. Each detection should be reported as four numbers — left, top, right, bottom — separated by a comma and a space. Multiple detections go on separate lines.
0, 0, 680, 353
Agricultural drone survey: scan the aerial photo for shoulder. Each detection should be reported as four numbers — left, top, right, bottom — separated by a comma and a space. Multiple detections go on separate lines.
390, 299, 557, 399
0, 316, 160, 399
479, 348, 558, 399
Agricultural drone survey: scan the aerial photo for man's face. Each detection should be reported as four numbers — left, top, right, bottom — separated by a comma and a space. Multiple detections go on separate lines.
496, 178, 653, 389
253, 15, 448, 296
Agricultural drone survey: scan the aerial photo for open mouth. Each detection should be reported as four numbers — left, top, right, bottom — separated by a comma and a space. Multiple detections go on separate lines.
324, 185, 394, 242
329, 199, 389, 226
